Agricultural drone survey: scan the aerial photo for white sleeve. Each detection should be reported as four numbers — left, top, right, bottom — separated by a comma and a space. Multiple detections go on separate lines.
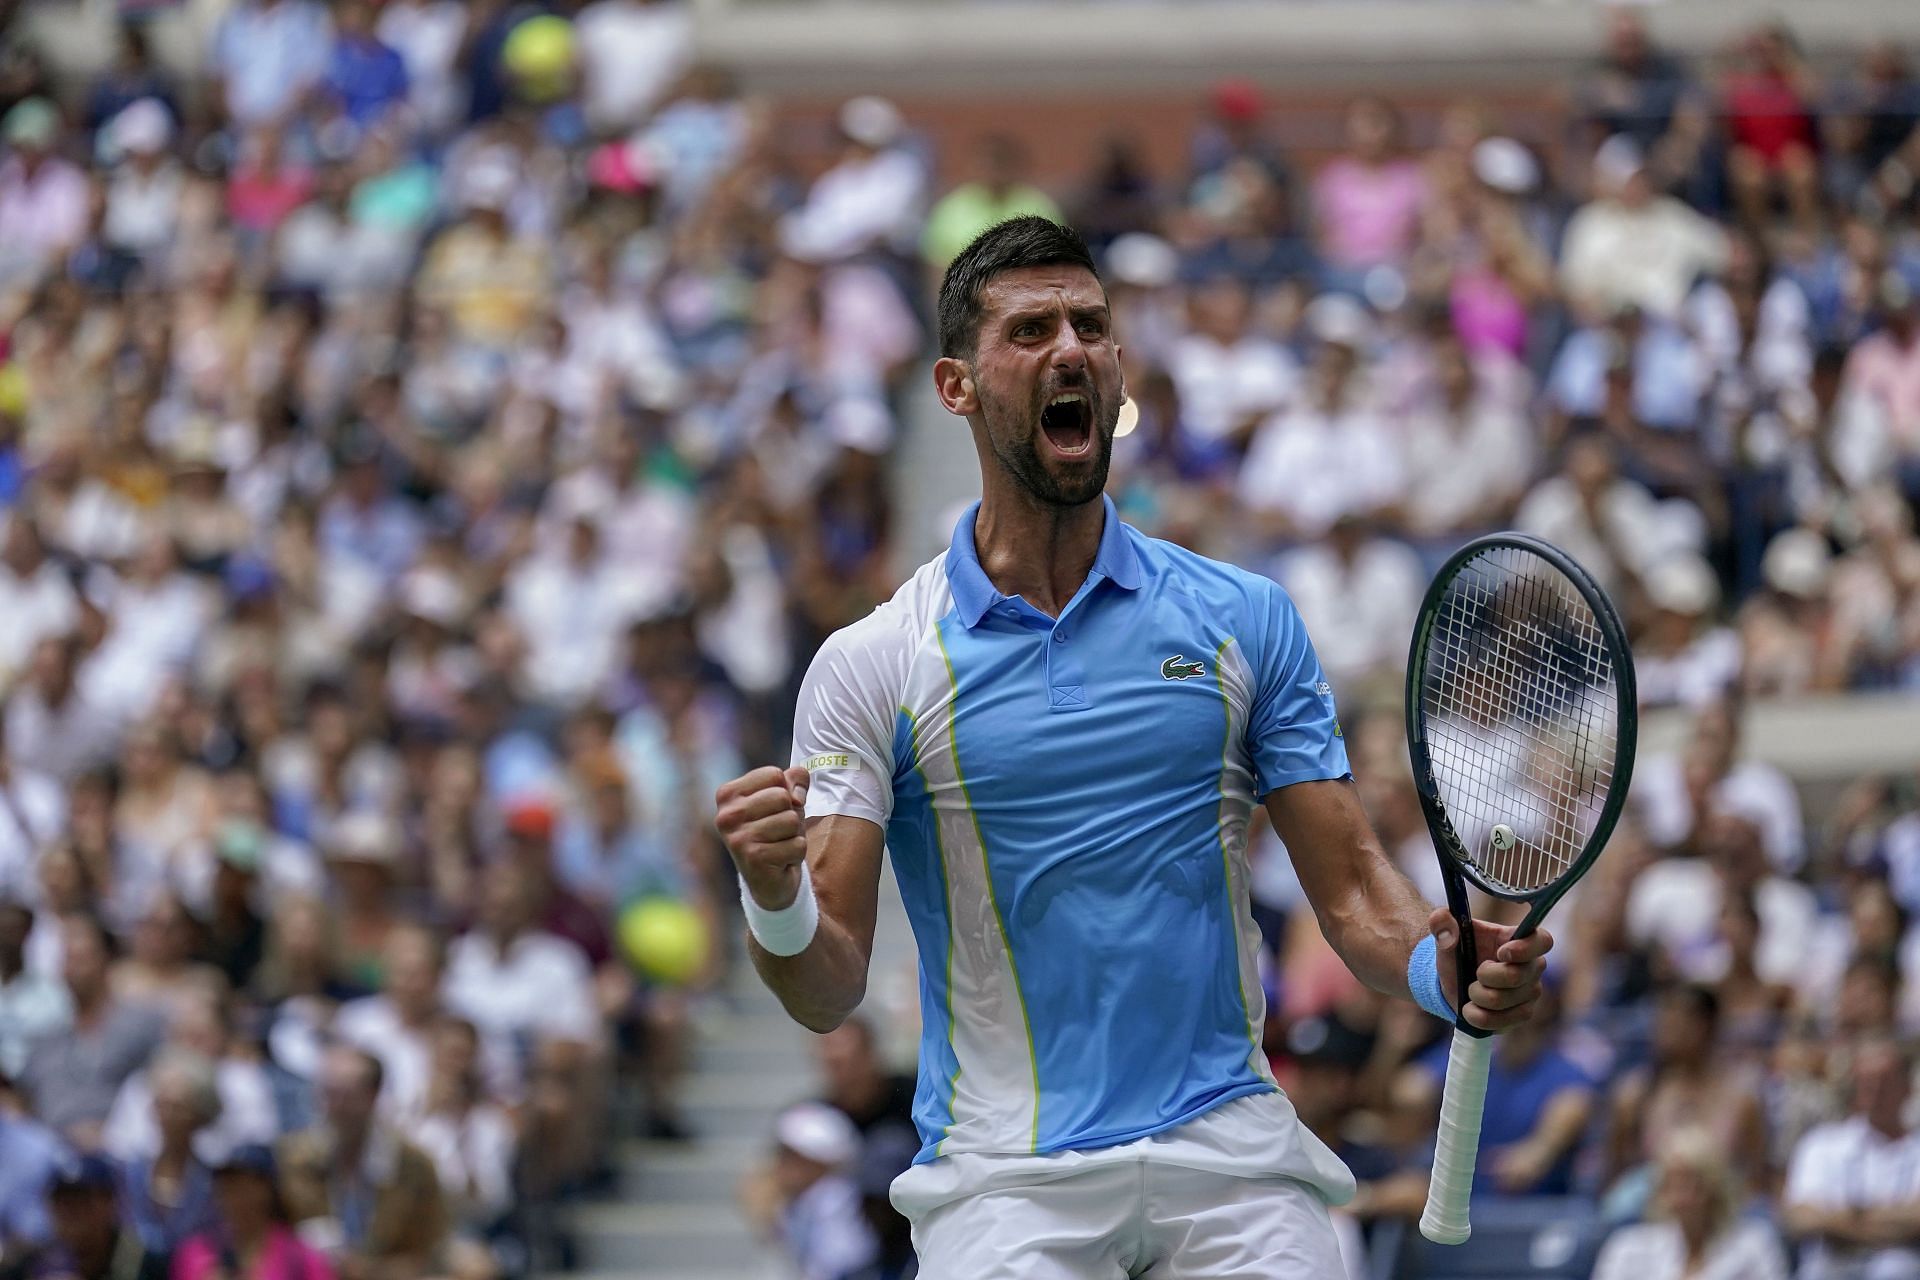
1783, 1128, 1841, 1208
790, 621, 902, 828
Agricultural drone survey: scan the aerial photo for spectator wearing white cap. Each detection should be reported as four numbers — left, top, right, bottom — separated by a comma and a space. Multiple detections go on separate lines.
101, 98, 180, 262
1636, 556, 1743, 709
779, 97, 925, 265
741, 1102, 877, 1280
1738, 527, 1849, 695
1238, 295, 1403, 544
1561, 135, 1727, 320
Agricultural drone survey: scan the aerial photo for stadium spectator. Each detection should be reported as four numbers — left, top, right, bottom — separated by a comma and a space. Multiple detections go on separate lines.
1405, 988, 1596, 1196
402, 1016, 516, 1279
20, 913, 167, 1147
1311, 96, 1427, 287
1577, 8, 1695, 152
922, 134, 1061, 272
0, 1107, 62, 1264
1561, 135, 1728, 321
34, 1151, 168, 1280
835, 1127, 920, 1280
111, 1048, 219, 1259
0, 99, 89, 285
1592, 1126, 1789, 1280
0, 901, 68, 1079
1783, 1038, 1920, 1279
1721, 25, 1823, 232
814, 1017, 915, 1140
278, 1045, 444, 1280
1600, 986, 1767, 1208
741, 1102, 876, 1280
174, 1144, 334, 1280
1274, 515, 1423, 697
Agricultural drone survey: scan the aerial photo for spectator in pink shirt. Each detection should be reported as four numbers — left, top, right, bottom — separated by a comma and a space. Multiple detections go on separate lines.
1841, 272, 1920, 502
1311, 96, 1429, 288
0, 99, 90, 285
170, 1145, 334, 1280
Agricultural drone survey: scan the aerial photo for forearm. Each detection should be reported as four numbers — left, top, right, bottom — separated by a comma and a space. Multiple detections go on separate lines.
1311, 846, 1434, 1001
748, 908, 871, 1033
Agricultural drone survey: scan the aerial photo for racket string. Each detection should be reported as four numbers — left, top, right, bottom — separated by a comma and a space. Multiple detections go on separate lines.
1420, 545, 1620, 894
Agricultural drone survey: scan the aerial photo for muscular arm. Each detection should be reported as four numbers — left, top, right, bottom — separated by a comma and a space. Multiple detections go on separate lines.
746, 813, 886, 1033
1265, 777, 1430, 998
1263, 777, 1549, 1030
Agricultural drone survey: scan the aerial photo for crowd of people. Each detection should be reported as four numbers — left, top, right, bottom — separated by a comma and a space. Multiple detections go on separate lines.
0, 0, 1912, 1277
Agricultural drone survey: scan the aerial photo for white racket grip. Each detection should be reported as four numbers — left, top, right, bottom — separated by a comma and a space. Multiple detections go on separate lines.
1420, 1028, 1494, 1245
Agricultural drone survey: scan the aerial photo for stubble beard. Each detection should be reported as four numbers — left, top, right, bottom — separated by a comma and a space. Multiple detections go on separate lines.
976, 381, 1117, 509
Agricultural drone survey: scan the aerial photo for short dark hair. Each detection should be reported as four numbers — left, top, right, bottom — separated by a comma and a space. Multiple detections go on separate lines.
936, 216, 1100, 360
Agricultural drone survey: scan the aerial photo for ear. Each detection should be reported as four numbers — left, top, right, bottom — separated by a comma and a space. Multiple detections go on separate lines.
933, 356, 977, 418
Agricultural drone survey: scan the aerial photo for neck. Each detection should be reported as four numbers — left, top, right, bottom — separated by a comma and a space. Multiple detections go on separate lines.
1872, 1114, 1904, 1139
971, 491, 1105, 618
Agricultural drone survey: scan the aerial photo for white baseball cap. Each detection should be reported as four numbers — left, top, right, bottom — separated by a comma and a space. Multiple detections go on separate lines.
775, 1103, 859, 1167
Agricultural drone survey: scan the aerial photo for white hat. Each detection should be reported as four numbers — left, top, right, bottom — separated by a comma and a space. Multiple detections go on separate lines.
1592, 134, 1645, 191
111, 98, 172, 158
1106, 233, 1178, 289
774, 1103, 859, 1167
326, 811, 402, 868
460, 150, 518, 212
1645, 555, 1719, 615
1472, 137, 1538, 196
1305, 293, 1372, 349
823, 396, 894, 456
1761, 528, 1831, 599
838, 96, 902, 149
399, 568, 467, 627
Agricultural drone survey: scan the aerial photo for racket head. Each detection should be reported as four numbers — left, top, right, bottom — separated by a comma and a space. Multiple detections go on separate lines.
1405, 533, 1638, 919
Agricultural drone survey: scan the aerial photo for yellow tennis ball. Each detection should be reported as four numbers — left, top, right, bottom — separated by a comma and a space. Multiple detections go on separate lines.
620, 897, 708, 985
502, 16, 574, 102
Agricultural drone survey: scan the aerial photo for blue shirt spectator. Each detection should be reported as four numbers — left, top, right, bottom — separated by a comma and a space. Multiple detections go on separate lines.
212, 0, 333, 128
327, 0, 411, 129
0, 1115, 63, 1254
1416, 1014, 1597, 1197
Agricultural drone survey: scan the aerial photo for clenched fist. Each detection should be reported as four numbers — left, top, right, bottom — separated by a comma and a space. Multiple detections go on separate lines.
715, 765, 811, 909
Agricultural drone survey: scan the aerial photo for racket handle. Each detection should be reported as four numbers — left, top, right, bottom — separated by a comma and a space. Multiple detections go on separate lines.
1419, 1027, 1494, 1245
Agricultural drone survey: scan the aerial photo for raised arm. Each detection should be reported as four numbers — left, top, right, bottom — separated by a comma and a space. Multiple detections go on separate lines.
1263, 777, 1549, 1031
716, 765, 885, 1032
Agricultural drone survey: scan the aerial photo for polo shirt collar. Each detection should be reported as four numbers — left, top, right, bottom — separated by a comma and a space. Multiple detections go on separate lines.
945, 494, 1142, 629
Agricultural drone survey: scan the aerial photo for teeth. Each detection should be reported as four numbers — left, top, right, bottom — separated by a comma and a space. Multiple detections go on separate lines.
1048, 393, 1086, 407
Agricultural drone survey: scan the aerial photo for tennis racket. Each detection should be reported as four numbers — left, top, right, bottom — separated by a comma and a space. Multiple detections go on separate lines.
1407, 533, 1637, 1245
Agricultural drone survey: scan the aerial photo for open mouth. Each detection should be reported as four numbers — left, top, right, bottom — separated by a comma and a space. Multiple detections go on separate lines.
1040, 392, 1094, 457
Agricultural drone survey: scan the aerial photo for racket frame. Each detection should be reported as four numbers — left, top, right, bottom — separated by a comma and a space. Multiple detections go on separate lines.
1405, 530, 1639, 1024
1406, 532, 1637, 1245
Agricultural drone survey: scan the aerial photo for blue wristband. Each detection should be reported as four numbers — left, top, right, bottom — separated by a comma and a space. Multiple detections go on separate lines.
1408, 932, 1457, 1023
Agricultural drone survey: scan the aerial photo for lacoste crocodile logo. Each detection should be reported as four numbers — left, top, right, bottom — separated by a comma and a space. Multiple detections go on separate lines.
1161, 654, 1206, 681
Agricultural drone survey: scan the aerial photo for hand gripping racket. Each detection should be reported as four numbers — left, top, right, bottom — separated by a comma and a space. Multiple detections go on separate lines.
1407, 533, 1637, 1244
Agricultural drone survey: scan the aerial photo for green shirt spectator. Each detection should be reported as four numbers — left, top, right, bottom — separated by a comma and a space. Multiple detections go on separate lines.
920, 134, 1061, 269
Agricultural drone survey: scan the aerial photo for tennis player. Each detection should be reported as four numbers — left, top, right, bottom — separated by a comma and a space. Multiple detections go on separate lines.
714, 217, 1552, 1276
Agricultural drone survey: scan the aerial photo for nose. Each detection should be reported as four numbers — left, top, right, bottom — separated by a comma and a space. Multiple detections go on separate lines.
1050, 326, 1089, 379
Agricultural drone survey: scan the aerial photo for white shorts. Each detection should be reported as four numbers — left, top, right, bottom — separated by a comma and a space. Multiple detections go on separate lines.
891, 1093, 1351, 1279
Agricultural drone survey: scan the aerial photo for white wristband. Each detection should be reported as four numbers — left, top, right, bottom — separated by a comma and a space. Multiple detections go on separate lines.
740, 863, 820, 956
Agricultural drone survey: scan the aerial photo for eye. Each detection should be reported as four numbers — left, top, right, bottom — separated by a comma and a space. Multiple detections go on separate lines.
1076, 318, 1107, 339
1012, 322, 1042, 340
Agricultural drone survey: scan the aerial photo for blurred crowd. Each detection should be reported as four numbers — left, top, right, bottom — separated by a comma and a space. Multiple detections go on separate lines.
0, 0, 1914, 1278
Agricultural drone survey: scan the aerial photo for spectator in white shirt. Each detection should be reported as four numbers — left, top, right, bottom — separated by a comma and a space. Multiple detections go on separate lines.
504, 515, 632, 710
442, 858, 600, 1065
780, 97, 925, 265
1274, 516, 1423, 696
1560, 135, 1728, 321
4, 635, 121, 786
1514, 434, 1700, 602
0, 99, 90, 285
1784, 1039, 1920, 1280
573, 0, 692, 136
100, 99, 181, 262
1592, 1126, 1788, 1280
1634, 557, 1744, 711
1238, 297, 1404, 544
1165, 276, 1298, 450
402, 1016, 516, 1245
1634, 698, 1804, 873
0, 735, 65, 902
1399, 332, 1533, 537
741, 1103, 877, 1280
0, 517, 78, 690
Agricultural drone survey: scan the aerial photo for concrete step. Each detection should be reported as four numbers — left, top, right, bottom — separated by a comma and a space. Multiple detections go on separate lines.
568, 1201, 773, 1272
616, 1136, 764, 1204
